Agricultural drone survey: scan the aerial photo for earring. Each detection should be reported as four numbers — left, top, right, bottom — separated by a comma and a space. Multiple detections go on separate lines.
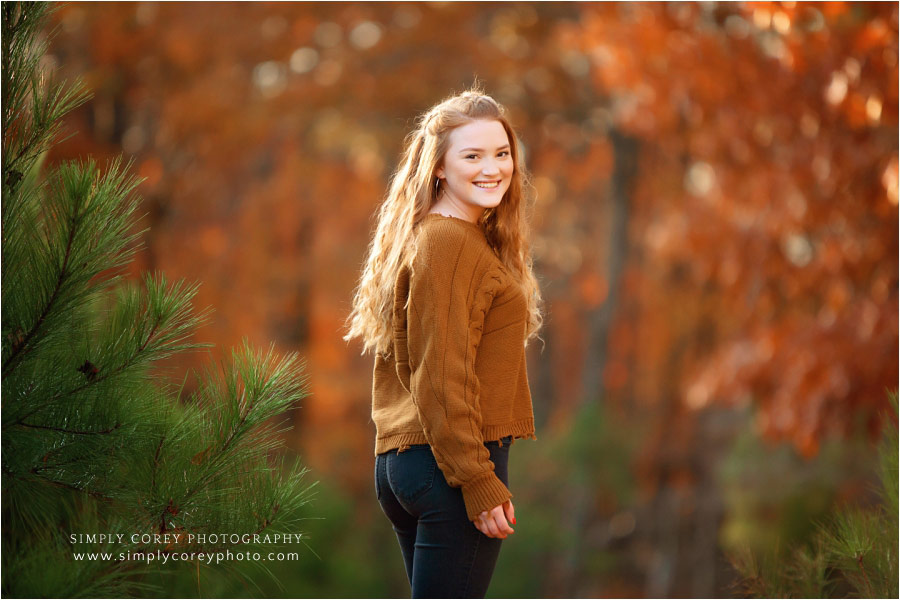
433, 177, 441, 196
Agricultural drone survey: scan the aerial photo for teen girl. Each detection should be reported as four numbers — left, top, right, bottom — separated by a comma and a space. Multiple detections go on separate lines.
345, 88, 543, 598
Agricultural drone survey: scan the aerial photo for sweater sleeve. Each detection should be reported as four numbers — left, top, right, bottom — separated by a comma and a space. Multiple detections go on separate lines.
404, 223, 511, 522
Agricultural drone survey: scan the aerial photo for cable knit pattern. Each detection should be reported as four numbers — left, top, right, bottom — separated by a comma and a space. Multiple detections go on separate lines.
371, 213, 537, 522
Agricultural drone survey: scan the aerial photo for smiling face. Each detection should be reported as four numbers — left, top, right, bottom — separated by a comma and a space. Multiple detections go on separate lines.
434, 119, 514, 222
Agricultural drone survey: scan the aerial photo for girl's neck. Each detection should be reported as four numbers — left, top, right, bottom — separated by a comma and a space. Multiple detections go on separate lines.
427, 198, 484, 224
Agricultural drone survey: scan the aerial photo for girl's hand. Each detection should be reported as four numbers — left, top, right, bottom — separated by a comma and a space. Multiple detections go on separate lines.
474, 499, 515, 539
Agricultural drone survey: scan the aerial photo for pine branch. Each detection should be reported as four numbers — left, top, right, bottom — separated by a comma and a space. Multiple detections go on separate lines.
149, 434, 165, 495
729, 390, 900, 598
8, 272, 211, 426
2, 4, 90, 208
17, 421, 122, 435
3, 158, 146, 380
2, 194, 80, 376
178, 342, 309, 505
2, 4, 317, 595
6, 465, 114, 502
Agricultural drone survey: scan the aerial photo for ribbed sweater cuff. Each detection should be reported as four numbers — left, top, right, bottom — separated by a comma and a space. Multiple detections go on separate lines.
461, 472, 512, 522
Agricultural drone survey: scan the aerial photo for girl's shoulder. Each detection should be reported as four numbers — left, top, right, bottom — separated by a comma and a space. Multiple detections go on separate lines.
411, 215, 502, 281
415, 214, 492, 256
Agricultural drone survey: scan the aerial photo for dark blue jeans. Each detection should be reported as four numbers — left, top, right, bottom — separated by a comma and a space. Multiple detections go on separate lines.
375, 435, 512, 598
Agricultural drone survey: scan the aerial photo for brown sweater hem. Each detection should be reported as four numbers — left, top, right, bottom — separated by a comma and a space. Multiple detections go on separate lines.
374, 417, 537, 456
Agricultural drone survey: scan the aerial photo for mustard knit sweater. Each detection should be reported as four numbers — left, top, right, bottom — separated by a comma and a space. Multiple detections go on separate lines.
371, 213, 537, 521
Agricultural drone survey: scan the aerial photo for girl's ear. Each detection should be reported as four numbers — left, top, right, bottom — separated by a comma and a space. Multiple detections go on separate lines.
435, 167, 444, 179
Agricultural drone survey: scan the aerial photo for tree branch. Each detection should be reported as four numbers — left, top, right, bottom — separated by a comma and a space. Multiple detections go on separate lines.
3, 193, 82, 377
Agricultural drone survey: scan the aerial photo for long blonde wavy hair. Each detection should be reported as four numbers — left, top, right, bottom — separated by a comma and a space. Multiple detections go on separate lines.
343, 87, 544, 357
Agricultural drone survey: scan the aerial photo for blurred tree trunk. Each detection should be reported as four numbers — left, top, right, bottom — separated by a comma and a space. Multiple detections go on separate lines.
580, 129, 638, 408
559, 129, 640, 596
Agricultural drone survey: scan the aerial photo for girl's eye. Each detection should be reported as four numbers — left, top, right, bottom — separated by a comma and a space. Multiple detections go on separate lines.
498, 151, 510, 157
465, 154, 478, 160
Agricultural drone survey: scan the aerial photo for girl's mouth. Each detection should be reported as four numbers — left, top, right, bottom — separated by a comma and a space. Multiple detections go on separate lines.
473, 181, 501, 189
